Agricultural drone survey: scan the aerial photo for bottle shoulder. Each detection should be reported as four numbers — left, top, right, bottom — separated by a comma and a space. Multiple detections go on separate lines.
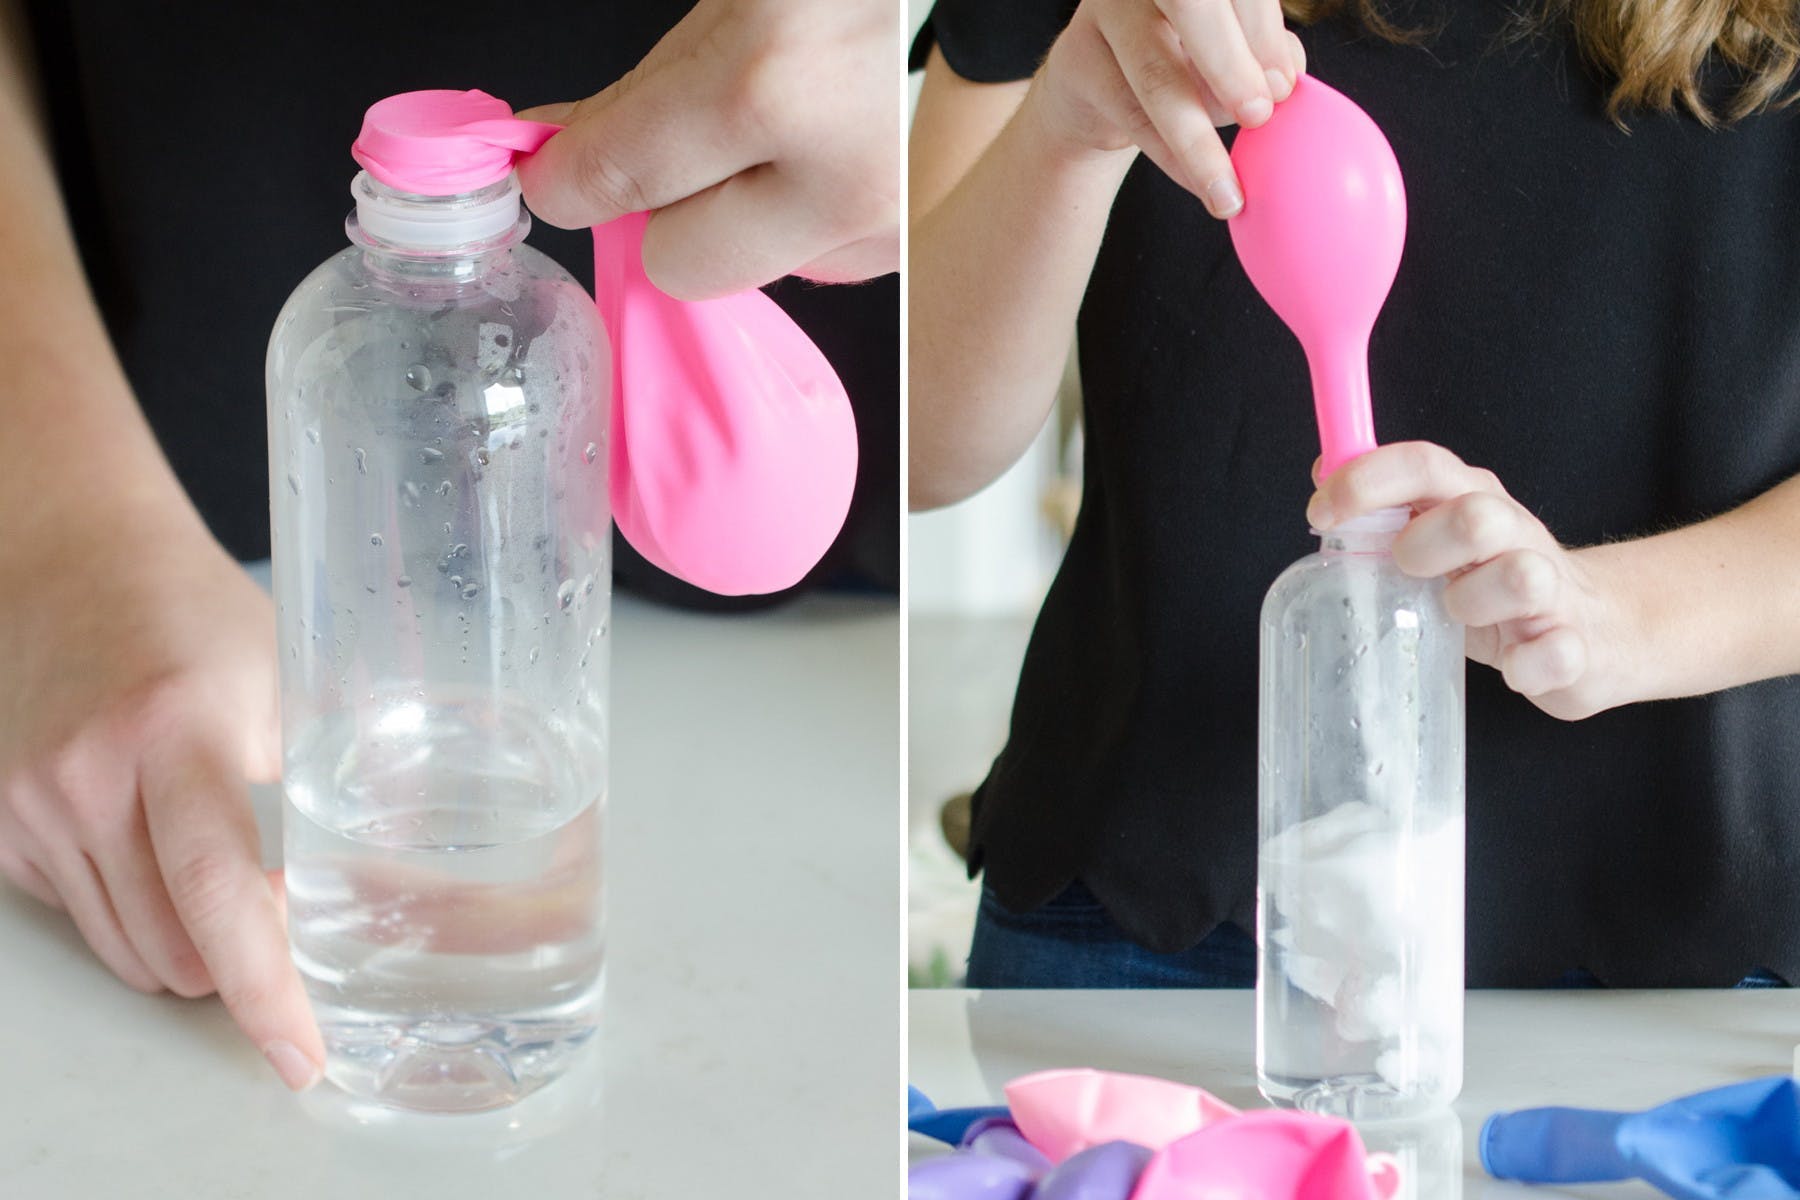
1261, 550, 1448, 625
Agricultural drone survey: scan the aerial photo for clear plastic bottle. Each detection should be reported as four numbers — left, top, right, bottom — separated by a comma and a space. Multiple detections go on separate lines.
266, 169, 610, 1112
1255, 507, 1465, 1120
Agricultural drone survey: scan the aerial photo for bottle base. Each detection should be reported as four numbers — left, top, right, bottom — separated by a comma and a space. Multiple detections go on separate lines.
319, 1011, 598, 1113
1259, 1072, 1454, 1123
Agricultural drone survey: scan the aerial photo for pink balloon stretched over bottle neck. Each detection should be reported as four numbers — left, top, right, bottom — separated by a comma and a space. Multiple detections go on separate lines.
352, 89, 560, 194
1227, 75, 1407, 479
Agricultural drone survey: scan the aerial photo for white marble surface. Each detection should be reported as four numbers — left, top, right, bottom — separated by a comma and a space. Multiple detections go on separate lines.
0, 589, 900, 1200
910, 988, 1800, 1198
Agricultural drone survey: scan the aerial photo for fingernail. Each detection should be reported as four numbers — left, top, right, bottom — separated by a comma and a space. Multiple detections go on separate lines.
264, 1040, 322, 1092
1266, 69, 1293, 103
1239, 95, 1274, 126
1205, 176, 1244, 219
1307, 494, 1336, 529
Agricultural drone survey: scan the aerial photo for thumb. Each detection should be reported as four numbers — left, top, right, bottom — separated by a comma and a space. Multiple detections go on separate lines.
513, 63, 757, 230
514, 101, 579, 126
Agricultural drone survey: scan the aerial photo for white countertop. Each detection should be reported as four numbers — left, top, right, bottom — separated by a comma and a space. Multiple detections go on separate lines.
910, 988, 1800, 1198
0, 589, 900, 1200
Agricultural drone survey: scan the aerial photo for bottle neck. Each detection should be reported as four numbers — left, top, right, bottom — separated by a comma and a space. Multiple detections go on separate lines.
346, 171, 528, 279
1316, 506, 1409, 555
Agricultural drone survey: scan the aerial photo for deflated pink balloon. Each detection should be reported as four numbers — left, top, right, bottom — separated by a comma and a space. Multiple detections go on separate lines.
352, 89, 858, 596
1132, 1109, 1403, 1200
1002, 1069, 1240, 1165
1227, 75, 1406, 479
590, 211, 859, 595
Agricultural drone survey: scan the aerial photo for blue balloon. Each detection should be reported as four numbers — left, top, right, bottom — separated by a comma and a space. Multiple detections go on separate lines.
1482, 1075, 1800, 1199
909, 1085, 1014, 1147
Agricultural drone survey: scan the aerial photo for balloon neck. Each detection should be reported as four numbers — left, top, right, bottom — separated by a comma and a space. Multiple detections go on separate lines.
1305, 337, 1379, 478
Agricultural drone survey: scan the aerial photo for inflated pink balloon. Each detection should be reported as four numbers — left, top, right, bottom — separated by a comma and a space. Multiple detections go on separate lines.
352, 90, 858, 596
1227, 75, 1406, 479
1003, 1069, 1239, 1165
1132, 1109, 1403, 1200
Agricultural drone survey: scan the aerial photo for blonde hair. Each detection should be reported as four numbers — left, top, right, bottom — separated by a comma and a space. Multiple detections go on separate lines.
1281, 0, 1800, 126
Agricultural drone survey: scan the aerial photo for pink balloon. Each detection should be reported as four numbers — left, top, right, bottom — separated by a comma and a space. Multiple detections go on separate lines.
351, 90, 857, 596
1004, 1070, 1240, 1165
1228, 75, 1407, 479
1132, 1110, 1403, 1200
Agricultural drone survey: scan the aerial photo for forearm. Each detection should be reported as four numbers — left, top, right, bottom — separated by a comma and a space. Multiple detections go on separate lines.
1580, 472, 1800, 704
0, 8, 193, 571
908, 82, 1133, 509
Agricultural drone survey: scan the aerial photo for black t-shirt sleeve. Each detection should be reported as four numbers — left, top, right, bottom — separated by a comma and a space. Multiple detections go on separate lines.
909, 0, 1080, 83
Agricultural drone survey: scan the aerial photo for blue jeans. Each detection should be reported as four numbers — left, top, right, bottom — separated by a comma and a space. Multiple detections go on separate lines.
966, 880, 1790, 990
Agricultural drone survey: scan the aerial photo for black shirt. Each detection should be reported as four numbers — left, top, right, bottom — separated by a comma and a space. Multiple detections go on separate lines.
916, 0, 1800, 985
28, 1, 897, 606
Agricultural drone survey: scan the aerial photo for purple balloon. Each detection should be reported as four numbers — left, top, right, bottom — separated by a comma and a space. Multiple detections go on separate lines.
964, 1121, 1054, 1176
1034, 1141, 1154, 1200
909, 1153, 1036, 1200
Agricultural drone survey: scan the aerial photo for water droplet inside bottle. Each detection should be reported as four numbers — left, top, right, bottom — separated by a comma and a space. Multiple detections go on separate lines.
403, 480, 421, 505
305, 427, 320, 444
397, 575, 412, 588
434, 381, 455, 400
461, 583, 481, 599
286, 473, 300, 495
450, 574, 463, 589
500, 303, 514, 318
584, 442, 598, 464
475, 449, 490, 466
557, 579, 577, 611
404, 364, 432, 392
369, 533, 383, 546
443, 522, 453, 534
419, 447, 444, 465
365, 584, 377, 595
582, 574, 595, 596
529, 647, 540, 664
437, 480, 453, 498
354, 447, 367, 475
451, 543, 469, 559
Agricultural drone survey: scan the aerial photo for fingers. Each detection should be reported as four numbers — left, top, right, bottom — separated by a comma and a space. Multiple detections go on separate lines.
792, 230, 901, 286
90, 801, 213, 998
514, 61, 760, 230
1391, 492, 1557, 579
1101, 10, 1241, 215
0, 803, 61, 908
0, 850, 59, 908
1232, 0, 1304, 96
1441, 549, 1561, 628
1499, 626, 1589, 697
643, 164, 887, 299
1310, 441, 1507, 528
143, 733, 323, 1091
39, 847, 161, 993
1155, 0, 1276, 125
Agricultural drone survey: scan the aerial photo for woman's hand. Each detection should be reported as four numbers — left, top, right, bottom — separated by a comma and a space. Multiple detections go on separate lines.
1309, 442, 1644, 721
1028, 0, 1307, 217
515, 0, 897, 301
0, 505, 324, 1090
